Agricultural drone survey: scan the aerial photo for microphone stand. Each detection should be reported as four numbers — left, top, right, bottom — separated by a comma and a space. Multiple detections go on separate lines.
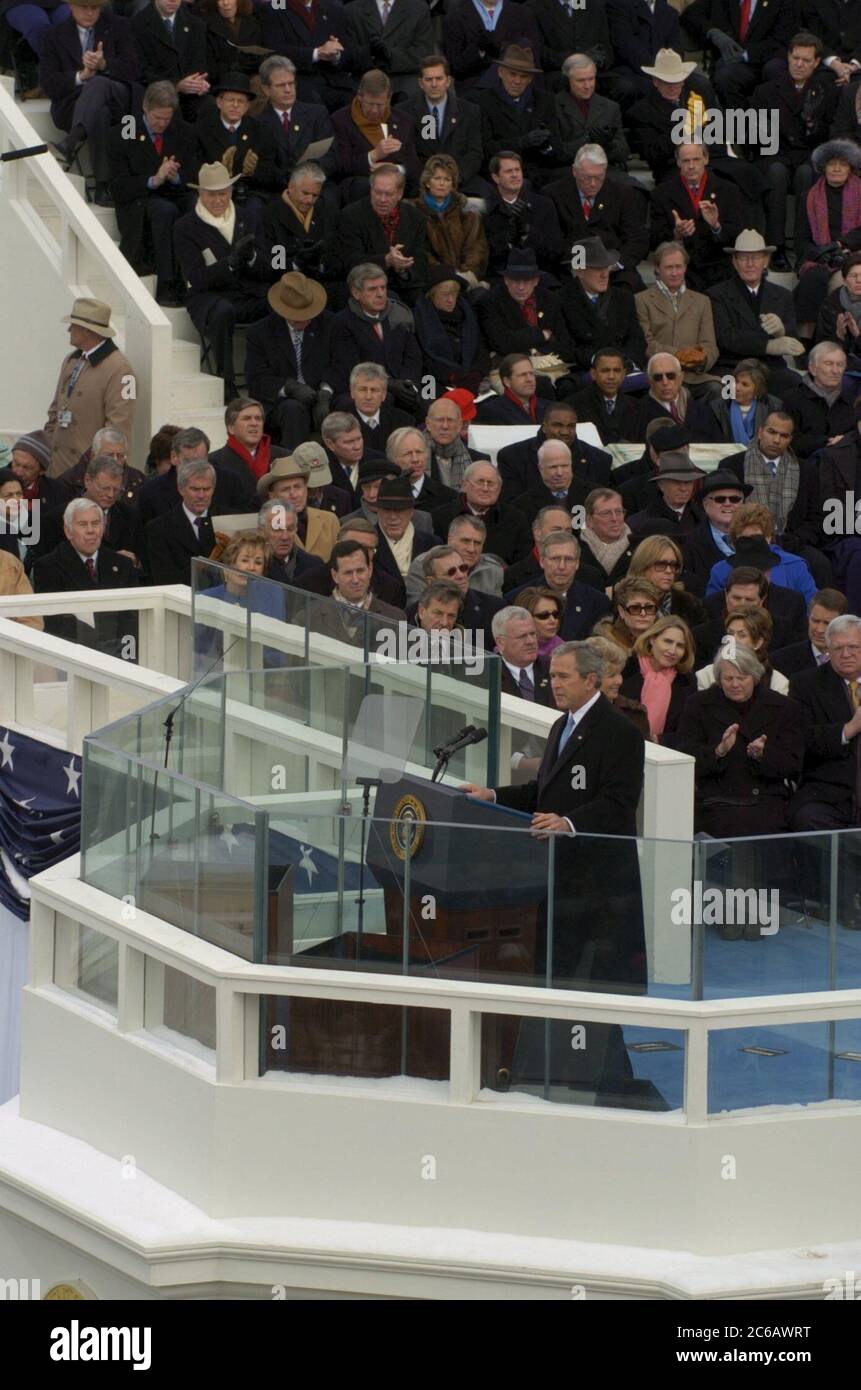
355, 774, 382, 960
148, 635, 241, 848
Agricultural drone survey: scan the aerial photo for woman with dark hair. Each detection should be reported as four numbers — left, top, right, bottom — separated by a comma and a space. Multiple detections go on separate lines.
701, 358, 784, 446
146, 424, 182, 476
695, 604, 789, 694
413, 266, 489, 397
795, 140, 861, 335
410, 153, 487, 284
627, 534, 705, 629
815, 251, 861, 352
198, 0, 263, 84
519, 586, 564, 660
592, 574, 662, 655
620, 614, 697, 744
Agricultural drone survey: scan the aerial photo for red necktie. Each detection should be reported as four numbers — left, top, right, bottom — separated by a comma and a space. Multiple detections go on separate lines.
582, 197, 592, 219
373, 322, 383, 340
669, 402, 683, 424
738, 0, 751, 44
153, 133, 163, 155
281, 110, 290, 132
85, 557, 96, 581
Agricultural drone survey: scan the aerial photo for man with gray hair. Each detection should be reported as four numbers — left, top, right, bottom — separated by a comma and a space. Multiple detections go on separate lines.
145, 459, 217, 585
406, 542, 504, 642
782, 342, 855, 461
790, 613, 861, 925
32, 497, 140, 655
492, 604, 554, 705
59, 426, 145, 505
555, 54, 628, 168
387, 426, 456, 512
333, 260, 424, 409
258, 57, 334, 172
347, 361, 414, 452
430, 459, 532, 565
506, 528, 612, 637
460, 638, 651, 1108
507, 439, 591, 525
136, 426, 256, 530
258, 499, 327, 588
545, 141, 648, 291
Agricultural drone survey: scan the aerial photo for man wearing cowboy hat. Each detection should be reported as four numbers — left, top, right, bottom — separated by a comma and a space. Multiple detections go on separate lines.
256, 457, 340, 562
130, 0, 209, 125
43, 298, 136, 479
604, 1, 684, 108
707, 228, 804, 393
473, 45, 562, 182
626, 49, 709, 183
628, 447, 706, 539
475, 247, 574, 364
441, 0, 541, 95
245, 273, 336, 448
174, 161, 270, 401
195, 72, 281, 205
559, 236, 647, 372
41, 0, 140, 204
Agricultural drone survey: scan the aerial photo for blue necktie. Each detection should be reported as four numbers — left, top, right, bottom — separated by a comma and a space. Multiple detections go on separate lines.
83, 26, 95, 50
518, 667, 534, 700
164, 16, 174, 35
557, 715, 575, 758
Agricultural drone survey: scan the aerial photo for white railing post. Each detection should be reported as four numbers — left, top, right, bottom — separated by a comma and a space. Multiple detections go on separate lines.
449, 1004, 480, 1104
67, 674, 110, 754
216, 982, 245, 1084
684, 1019, 709, 1124
117, 943, 145, 1033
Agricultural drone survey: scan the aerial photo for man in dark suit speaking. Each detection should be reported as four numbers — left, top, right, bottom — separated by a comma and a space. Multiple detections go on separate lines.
461, 641, 659, 1105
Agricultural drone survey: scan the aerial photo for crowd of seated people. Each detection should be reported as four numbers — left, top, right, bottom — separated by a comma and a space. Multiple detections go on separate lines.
9, 0, 861, 934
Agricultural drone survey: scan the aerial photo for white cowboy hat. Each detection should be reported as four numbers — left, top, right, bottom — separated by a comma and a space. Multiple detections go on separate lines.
641, 48, 696, 82
723, 228, 777, 255
189, 162, 241, 191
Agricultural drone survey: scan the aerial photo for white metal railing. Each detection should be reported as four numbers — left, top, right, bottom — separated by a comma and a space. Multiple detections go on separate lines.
30, 855, 861, 1126
0, 78, 172, 463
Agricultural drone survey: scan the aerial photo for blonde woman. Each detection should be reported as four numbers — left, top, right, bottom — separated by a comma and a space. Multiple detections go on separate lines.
620, 614, 697, 742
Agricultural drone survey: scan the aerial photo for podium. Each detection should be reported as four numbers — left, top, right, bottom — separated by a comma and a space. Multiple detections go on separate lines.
270, 776, 549, 1085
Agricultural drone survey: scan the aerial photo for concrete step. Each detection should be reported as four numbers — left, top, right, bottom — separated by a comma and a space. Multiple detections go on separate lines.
169, 375, 225, 410
170, 339, 201, 374
162, 305, 199, 344
172, 406, 227, 449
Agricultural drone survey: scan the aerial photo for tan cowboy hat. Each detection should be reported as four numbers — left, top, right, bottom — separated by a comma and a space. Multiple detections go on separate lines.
291, 441, 332, 487
189, 161, 241, 191
641, 49, 696, 82
494, 44, 542, 76
723, 228, 777, 255
62, 297, 115, 337
267, 272, 327, 321
256, 455, 310, 499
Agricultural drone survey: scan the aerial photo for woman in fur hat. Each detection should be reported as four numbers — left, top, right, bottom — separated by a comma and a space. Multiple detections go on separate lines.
795, 139, 861, 335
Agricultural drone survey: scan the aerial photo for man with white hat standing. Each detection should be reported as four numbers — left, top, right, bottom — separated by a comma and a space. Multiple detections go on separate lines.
174, 162, 271, 402
707, 228, 804, 393
43, 298, 136, 479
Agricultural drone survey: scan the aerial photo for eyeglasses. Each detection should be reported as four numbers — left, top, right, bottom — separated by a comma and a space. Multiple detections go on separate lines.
441, 564, 469, 576
650, 560, 680, 572
533, 609, 560, 621
651, 372, 678, 382
709, 495, 743, 504
624, 603, 657, 615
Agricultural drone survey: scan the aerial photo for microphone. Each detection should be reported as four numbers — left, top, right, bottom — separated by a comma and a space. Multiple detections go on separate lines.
162, 634, 242, 768
430, 725, 488, 781
432, 725, 476, 758
2, 144, 49, 162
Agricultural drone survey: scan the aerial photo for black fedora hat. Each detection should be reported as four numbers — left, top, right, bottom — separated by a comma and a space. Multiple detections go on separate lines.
357, 459, 399, 488
502, 248, 540, 279
572, 236, 618, 270
215, 71, 252, 96
376, 475, 416, 509
426, 264, 469, 291
732, 535, 778, 571
700, 470, 753, 500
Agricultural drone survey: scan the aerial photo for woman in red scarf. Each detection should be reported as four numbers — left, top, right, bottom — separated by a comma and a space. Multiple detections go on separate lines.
620, 614, 697, 745
795, 140, 861, 337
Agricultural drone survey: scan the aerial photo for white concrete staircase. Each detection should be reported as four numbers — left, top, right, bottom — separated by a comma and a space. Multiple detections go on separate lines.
20, 97, 228, 448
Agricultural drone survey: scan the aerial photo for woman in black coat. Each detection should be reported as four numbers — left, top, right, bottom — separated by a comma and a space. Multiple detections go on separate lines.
700, 358, 784, 448
676, 644, 805, 838
413, 266, 489, 397
197, 0, 263, 84
619, 613, 697, 744
627, 534, 707, 626
815, 251, 861, 354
